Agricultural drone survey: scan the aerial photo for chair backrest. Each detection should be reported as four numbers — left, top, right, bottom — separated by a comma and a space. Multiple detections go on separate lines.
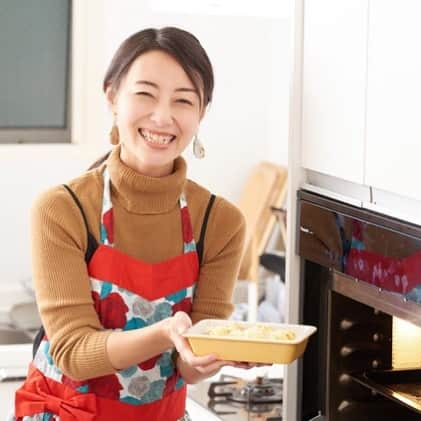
237, 162, 287, 281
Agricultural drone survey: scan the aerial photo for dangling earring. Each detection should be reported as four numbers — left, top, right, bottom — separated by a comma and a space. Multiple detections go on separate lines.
109, 114, 119, 145
193, 133, 205, 159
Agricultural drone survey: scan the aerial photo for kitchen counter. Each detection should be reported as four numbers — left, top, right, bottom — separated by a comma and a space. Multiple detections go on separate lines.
186, 394, 222, 420
0, 380, 22, 418
0, 343, 31, 418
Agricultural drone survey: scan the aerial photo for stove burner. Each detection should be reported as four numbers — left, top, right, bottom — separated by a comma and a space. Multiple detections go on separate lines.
208, 398, 278, 415
208, 375, 283, 404
229, 376, 282, 404
204, 375, 283, 419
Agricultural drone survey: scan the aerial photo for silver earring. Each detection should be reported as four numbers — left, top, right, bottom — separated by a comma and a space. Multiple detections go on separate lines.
193, 134, 205, 159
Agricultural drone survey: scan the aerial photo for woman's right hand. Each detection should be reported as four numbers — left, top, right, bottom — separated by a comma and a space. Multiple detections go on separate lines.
167, 312, 229, 379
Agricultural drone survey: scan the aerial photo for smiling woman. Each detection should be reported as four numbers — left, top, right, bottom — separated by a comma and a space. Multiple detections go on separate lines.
10, 27, 246, 421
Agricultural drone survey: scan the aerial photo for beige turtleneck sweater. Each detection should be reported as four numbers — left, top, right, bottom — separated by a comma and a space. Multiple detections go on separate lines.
31, 146, 246, 380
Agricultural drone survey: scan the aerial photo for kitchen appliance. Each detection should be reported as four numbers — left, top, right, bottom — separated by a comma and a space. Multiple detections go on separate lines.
188, 374, 283, 420
297, 190, 421, 421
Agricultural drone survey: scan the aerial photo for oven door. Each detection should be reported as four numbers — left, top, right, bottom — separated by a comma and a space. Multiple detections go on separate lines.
297, 190, 421, 421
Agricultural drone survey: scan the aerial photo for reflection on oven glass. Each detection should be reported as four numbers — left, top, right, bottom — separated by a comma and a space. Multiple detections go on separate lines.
299, 200, 421, 302
189, 374, 283, 420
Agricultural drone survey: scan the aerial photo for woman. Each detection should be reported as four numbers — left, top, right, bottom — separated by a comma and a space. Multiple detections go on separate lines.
12, 27, 246, 420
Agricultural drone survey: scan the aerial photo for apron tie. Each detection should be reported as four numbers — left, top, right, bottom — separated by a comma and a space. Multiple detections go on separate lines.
15, 369, 96, 421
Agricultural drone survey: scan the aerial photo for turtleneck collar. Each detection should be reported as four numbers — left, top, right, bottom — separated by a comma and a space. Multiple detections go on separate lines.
106, 145, 187, 214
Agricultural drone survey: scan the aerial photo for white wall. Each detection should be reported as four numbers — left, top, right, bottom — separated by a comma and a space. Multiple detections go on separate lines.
0, 150, 89, 291
0, 2, 290, 288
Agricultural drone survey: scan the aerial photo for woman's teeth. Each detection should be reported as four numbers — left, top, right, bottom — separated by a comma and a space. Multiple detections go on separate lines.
140, 129, 175, 145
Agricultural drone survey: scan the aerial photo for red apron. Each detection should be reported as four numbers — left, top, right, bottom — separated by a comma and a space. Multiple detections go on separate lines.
14, 167, 198, 420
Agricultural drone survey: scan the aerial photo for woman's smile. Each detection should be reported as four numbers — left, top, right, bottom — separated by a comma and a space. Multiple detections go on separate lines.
139, 128, 176, 148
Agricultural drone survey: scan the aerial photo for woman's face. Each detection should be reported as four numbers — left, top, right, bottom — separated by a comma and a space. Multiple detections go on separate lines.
107, 50, 203, 177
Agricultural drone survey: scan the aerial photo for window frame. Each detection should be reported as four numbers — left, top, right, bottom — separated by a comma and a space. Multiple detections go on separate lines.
0, 0, 72, 144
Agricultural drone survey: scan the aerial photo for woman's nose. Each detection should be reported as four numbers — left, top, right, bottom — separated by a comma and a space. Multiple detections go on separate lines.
149, 102, 173, 127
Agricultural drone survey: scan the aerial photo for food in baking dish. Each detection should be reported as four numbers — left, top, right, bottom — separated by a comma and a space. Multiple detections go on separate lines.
206, 322, 296, 341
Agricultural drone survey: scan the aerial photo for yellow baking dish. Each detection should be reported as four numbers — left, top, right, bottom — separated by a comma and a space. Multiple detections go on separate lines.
183, 319, 317, 364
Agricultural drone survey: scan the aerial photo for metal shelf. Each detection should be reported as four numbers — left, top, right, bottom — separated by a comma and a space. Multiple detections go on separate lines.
351, 369, 421, 415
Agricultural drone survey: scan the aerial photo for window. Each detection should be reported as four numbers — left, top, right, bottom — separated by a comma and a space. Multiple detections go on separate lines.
0, 0, 71, 144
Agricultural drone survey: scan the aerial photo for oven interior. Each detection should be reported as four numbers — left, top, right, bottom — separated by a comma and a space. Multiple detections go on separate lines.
302, 262, 421, 421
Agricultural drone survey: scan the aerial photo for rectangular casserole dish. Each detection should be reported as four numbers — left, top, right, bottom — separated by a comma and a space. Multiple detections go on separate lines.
183, 319, 317, 364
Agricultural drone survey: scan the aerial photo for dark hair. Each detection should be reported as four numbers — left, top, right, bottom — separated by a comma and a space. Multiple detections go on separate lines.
104, 27, 214, 106
88, 26, 214, 171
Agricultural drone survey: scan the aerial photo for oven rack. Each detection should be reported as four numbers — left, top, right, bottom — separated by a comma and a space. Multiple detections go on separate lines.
350, 368, 421, 415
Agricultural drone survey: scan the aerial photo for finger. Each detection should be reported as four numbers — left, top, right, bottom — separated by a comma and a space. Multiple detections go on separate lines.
194, 359, 228, 374
172, 333, 191, 352
174, 336, 218, 364
229, 361, 260, 369
244, 362, 270, 368
184, 352, 219, 367
172, 311, 192, 333
232, 362, 251, 369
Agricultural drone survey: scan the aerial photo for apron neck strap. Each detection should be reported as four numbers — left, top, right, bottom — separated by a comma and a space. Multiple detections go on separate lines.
100, 167, 196, 253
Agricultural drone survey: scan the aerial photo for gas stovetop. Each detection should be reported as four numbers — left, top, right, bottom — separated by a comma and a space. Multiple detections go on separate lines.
188, 374, 283, 421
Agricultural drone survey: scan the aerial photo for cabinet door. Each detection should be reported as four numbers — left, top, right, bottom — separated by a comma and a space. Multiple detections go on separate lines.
365, 0, 421, 201
302, 0, 368, 184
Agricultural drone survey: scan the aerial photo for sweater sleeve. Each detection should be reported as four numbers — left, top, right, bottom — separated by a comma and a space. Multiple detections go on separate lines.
190, 197, 246, 324
31, 186, 115, 381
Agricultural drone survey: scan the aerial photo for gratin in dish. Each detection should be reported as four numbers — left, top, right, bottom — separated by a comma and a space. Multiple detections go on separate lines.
206, 322, 296, 341
184, 319, 317, 364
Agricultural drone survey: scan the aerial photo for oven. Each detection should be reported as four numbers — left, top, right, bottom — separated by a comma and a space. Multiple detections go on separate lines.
297, 190, 421, 421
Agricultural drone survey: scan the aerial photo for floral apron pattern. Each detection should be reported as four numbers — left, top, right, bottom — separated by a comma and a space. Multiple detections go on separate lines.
13, 167, 199, 421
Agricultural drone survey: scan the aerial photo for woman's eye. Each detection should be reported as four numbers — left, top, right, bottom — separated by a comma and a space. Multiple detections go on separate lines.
135, 91, 153, 97
176, 98, 194, 106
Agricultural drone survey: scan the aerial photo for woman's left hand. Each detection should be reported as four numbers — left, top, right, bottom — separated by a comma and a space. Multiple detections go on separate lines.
168, 312, 224, 375
167, 312, 270, 383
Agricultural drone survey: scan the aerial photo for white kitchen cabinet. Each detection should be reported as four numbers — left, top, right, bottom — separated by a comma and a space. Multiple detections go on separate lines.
301, 0, 368, 184
365, 0, 421, 201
